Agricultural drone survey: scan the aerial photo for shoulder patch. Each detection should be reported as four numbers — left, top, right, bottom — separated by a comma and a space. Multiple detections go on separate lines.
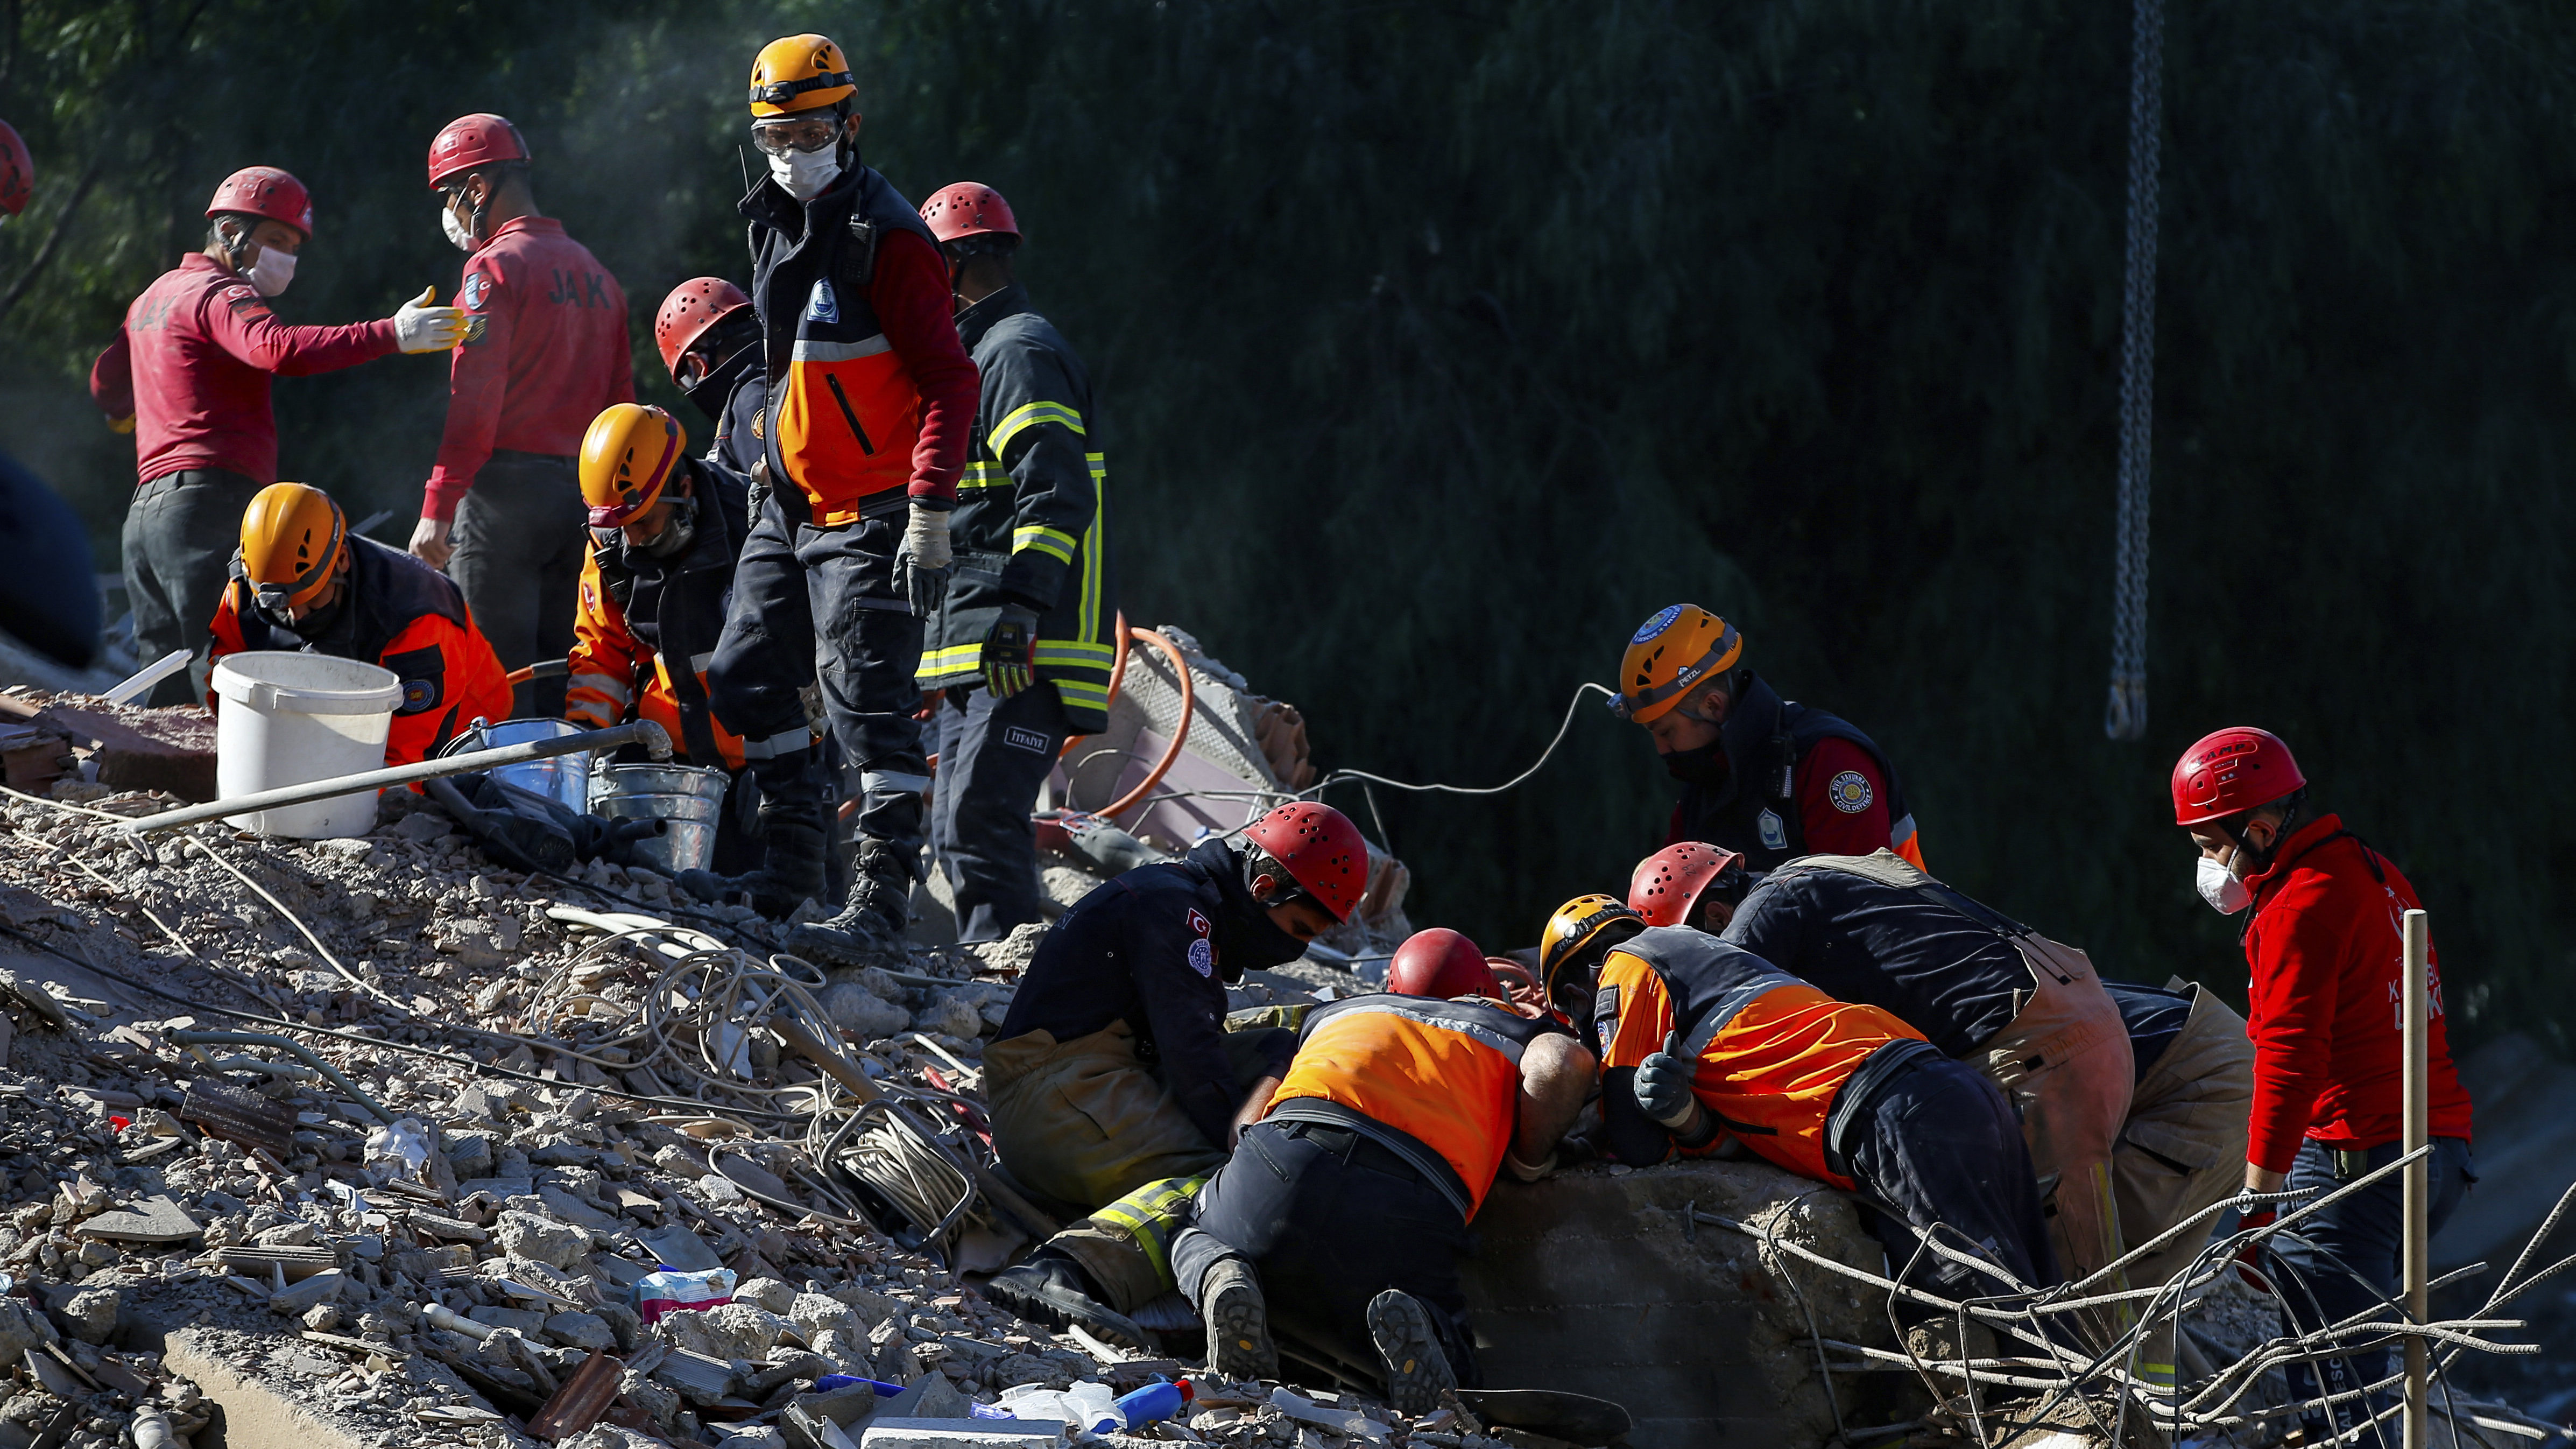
1187, 938, 1215, 979
398, 676, 443, 716
1186, 909, 1210, 937
1592, 983, 1621, 1053
1826, 769, 1875, 814
807, 278, 838, 325
460, 271, 493, 311
1758, 808, 1788, 852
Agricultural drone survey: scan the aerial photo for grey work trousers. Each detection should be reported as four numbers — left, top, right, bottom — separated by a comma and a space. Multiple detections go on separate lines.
449, 453, 586, 719
121, 468, 264, 706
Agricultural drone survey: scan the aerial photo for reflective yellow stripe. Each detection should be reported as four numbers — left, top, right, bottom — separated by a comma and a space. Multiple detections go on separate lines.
568, 672, 633, 706
1055, 680, 1110, 709
915, 642, 985, 688
1013, 525, 1077, 565
959, 460, 1010, 491
1034, 641, 1115, 667
1080, 458, 1105, 650
1086, 1174, 1208, 1281
989, 400, 1084, 456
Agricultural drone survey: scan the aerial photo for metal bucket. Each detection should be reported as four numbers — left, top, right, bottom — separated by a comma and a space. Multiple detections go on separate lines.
589, 761, 731, 874
442, 718, 593, 812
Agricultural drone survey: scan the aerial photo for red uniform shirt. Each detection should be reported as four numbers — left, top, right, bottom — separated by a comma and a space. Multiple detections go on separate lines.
2240, 814, 2473, 1174
421, 217, 633, 521
89, 253, 398, 486
870, 229, 977, 505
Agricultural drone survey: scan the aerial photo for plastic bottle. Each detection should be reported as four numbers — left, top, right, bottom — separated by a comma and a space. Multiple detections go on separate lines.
1062, 1381, 1121, 1436
1116, 1377, 1193, 1430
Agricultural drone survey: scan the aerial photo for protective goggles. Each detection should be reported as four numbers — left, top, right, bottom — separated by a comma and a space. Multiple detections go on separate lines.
749, 116, 842, 156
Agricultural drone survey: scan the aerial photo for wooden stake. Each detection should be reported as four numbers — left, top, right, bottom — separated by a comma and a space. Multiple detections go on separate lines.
2402, 908, 2430, 1449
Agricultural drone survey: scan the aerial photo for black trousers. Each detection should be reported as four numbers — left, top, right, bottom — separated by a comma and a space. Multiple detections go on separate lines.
1171, 1119, 1479, 1385
710, 488, 926, 856
121, 468, 264, 707
932, 682, 1072, 941
1844, 1054, 2060, 1304
450, 453, 586, 718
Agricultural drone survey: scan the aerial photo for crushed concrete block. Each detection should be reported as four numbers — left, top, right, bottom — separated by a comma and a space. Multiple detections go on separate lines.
913, 995, 984, 1040
74, 1194, 201, 1243
737, 1277, 798, 1314
0, 1298, 57, 1367
1459, 1159, 1895, 1449
256, 1220, 320, 1247
33, 701, 217, 800
266, 1268, 345, 1314
57, 1286, 118, 1345
822, 982, 911, 1040
445, 1131, 497, 1178
495, 1208, 591, 1269
546, 1311, 618, 1352
792, 1291, 859, 1343
469, 1306, 548, 1334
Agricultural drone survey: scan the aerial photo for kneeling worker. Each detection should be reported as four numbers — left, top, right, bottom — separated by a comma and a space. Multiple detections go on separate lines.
210, 483, 508, 765
1544, 896, 2057, 1305
567, 404, 820, 896
1171, 986, 1594, 1409
1612, 604, 1922, 869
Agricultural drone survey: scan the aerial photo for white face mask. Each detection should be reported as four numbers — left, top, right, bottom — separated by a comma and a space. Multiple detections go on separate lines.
246, 245, 297, 297
442, 203, 477, 253
768, 146, 842, 202
2196, 853, 2252, 915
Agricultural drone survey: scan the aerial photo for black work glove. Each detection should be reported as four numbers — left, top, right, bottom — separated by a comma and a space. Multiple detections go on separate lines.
982, 601, 1040, 699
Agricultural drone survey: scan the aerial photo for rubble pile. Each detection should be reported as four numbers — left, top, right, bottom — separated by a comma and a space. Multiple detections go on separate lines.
0, 720, 1557, 1449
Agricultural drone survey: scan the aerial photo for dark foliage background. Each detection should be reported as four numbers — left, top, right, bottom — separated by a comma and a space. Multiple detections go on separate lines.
4, 0, 2568, 1057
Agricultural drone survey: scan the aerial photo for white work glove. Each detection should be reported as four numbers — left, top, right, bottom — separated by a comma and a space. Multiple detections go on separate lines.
894, 502, 952, 620
392, 286, 467, 354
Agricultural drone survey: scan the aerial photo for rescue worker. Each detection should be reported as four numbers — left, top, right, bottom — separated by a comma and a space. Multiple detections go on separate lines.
654, 278, 767, 477
566, 405, 804, 886
2173, 727, 2474, 1441
1169, 990, 1595, 1408
915, 181, 1116, 942
706, 36, 982, 968
984, 916, 1499, 1348
409, 115, 633, 720
89, 166, 463, 705
1612, 604, 1922, 870
0, 119, 30, 219
210, 483, 509, 765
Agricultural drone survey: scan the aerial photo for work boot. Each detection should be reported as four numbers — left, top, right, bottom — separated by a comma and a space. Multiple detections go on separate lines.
985, 1253, 1153, 1350
786, 836, 914, 967
1366, 1289, 1457, 1416
1197, 1257, 1278, 1382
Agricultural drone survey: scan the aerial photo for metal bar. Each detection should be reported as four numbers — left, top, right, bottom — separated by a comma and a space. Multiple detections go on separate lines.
120, 719, 669, 834
172, 1029, 395, 1125
2403, 907, 2431, 1449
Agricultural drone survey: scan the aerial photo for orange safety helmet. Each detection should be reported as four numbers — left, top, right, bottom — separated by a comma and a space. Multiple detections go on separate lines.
1241, 801, 1370, 923
236, 483, 345, 613
1536, 894, 1644, 1003
654, 277, 753, 383
920, 182, 1020, 245
580, 404, 687, 529
1387, 928, 1499, 1001
1627, 841, 1748, 930
748, 35, 856, 117
0, 121, 31, 216
206, 166, 314, 240
1612, 604, 1743, 724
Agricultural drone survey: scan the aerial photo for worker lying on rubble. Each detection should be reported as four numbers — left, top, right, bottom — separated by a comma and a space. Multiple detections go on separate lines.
984, 920, 1508, 1352
1544, 895, 2059, 1306
1626, 841, 2136, 1287
1611, 604, 1924, 871
566, 404, 828, 900
1169, 962, 1596, 1410
653, 278, 767, 477
2172, 727, 2474, 1443
209, 482, 510, 766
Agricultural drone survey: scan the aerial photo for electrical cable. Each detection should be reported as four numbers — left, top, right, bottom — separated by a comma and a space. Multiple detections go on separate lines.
1309, 683, 1613, 799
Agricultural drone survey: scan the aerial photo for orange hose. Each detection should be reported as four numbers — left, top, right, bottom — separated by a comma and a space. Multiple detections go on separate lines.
1058, 610, 1133, 762
1099, 625, 1192, 826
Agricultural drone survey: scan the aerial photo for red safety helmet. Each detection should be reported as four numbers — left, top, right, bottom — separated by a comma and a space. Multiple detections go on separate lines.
0, 121, 30, 216
1387, 929, 1499, 1000
2171, 727, 2307, 827
427, 114, 530, 191
920, 182, 1020, 245
1627, 841, 1746, 930
655, 278, 754, 382
205, 166, 313, 240
1241, 801, 1368, 924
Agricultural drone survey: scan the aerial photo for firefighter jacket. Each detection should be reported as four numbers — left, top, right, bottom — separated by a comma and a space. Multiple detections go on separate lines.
740, 163, 977, 524
918, 284, 1116, 732
1265, 994, 1564, 1221
208, 535, 510, 766
1592, 925, 1935, 1189
997, 839, 1311, 1151
564, 460, 752, 770
1666, 671, 1922, 872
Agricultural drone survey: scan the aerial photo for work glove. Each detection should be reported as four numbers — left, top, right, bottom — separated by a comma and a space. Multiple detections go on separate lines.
982, 601, 1040, 698
894, 502, 951, 619
392, 286, 467, 353
1635, 1050, 1719, 1147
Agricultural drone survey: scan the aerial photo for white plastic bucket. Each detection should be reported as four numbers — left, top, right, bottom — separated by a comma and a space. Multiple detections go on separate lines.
210, 651, 404, 838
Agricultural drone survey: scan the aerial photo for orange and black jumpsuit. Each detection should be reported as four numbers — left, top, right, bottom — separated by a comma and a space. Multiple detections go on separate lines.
1594, 925, 2057, 1298
209, 534, 511, 767
564, 459, 756, 772
1170, 994, 1567, 1384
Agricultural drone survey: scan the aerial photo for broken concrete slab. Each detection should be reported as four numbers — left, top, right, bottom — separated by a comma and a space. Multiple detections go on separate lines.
75, 1193, 202, 1243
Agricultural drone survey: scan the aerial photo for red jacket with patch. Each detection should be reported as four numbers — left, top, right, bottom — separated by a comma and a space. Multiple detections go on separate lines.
2240, 814, 2473, 1173
421, 217, 633, 522
89, 253, 399, 485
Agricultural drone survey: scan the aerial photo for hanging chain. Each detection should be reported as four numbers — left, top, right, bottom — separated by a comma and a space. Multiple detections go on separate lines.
2105, 0, 2164, 742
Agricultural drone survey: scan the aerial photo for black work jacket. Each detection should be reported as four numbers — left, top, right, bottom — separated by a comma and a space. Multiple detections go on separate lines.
588, 459, 751, 766
1671, 672, 1915, 871
1720, 862, 2031, 1057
